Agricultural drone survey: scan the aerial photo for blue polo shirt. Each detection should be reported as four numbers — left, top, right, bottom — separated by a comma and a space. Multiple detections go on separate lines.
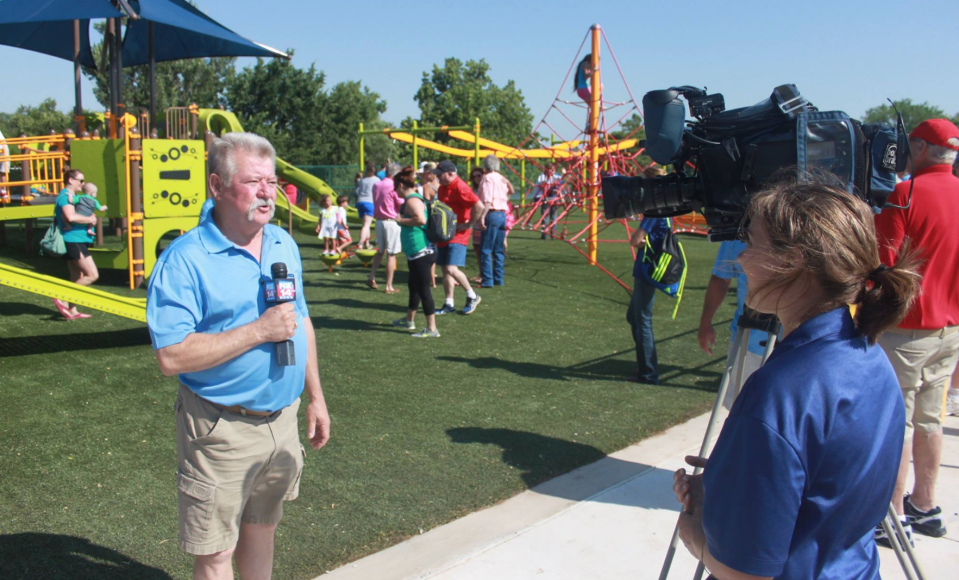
702, 308, 904, 579
712, 241, 768, 356
632, 217, 671, 279
147, 200, 311, 411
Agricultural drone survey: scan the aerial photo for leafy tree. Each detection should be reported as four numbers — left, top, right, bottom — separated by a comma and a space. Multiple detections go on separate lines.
0, 99, 73, 137
84, 20, 236, 136
862, 99, 959, 132
324, 81, 389, 167
224, 55, 387, 166
610, 113, 652, 171
414, 58, 533, 149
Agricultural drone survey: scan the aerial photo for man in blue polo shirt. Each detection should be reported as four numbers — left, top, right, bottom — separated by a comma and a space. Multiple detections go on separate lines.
147, 133, 330, 579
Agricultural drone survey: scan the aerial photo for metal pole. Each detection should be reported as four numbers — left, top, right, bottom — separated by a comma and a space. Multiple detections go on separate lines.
149, 21, 156, 131
20, 138, 33, 254
587, 25, 601, 265
521, 160, 526, 207
204, 131, 215, 199
412, 120, 418, 168
73, 20, 84, 134
115, 17, 125, 139
358, 123, 365, 172
107, 19, 117, 138
129, 125, 144, 288
474, 118, 481, 166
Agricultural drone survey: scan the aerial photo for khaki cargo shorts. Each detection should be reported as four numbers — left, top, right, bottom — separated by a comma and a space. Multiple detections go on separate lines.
175, 384, 305, 555
879, 327, 959, 439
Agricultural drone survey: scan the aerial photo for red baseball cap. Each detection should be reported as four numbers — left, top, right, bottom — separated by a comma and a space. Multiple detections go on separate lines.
909, 118, 959, 151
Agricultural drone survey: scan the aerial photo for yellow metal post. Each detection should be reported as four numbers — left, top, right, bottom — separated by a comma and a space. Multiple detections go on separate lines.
587, 25, 602, 265
521, 159, 526, 207
412, 120, 418, 168
358, 122, 365, 171
474, 118, 481, 166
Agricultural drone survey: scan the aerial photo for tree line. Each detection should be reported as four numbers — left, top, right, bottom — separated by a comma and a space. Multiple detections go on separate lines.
0, 50, 535, 168
1, 44, 955, 169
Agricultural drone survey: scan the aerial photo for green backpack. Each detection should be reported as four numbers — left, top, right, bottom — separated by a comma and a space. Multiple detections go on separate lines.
40, 220, 67, 257
425, 199, 457, 243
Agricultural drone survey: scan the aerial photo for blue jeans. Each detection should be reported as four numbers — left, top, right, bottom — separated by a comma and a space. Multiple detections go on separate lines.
480, 211, 507, 286
626, 275, 658, 384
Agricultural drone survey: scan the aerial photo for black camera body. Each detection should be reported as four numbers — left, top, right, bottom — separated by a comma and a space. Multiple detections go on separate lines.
603, 85, 907, 240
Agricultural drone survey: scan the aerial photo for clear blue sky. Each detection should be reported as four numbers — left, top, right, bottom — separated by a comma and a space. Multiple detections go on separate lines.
1, 0, 956, 128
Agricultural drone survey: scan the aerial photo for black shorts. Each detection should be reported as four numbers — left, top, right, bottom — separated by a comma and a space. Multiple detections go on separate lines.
64, 242, 91, 261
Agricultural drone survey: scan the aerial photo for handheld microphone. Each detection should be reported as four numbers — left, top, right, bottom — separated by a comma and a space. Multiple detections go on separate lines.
265, 262, 297, 367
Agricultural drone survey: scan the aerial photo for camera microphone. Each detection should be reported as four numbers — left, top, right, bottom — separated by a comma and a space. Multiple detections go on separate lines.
265, 262, 296, 367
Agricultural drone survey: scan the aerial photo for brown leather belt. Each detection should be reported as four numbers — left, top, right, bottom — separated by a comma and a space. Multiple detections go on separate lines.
209, 402, 275, 418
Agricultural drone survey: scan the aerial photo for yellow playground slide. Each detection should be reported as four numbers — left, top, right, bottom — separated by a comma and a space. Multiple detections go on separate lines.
197, 108, 359, 225
0, 263, 146, 322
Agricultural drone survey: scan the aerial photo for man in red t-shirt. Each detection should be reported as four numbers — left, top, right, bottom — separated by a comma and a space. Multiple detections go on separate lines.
874, 118, 959, 542
433, 160, 486, 315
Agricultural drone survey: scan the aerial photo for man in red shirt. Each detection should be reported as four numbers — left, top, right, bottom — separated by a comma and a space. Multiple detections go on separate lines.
433, 160, 486, 315
875, 118, 959, 543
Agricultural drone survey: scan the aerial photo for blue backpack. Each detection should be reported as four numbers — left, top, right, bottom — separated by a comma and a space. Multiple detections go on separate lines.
639, 218, 688, 319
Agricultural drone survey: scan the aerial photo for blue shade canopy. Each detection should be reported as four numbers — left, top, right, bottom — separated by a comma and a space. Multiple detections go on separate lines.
121, 0, 287, 67
0, 0, 124, 69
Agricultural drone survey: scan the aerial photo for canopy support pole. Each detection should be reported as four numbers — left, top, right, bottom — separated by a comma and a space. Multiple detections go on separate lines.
149, 21, 156, 133
73, 20, 84, 134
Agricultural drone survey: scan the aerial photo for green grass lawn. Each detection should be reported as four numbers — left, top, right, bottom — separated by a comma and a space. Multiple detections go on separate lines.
0, 222, 738, 579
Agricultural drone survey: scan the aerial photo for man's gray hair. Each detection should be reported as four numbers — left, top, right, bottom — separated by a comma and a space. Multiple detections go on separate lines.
386, 162, 401, 178
483, 154, 500, 173
209, 132, 276, 185
926, 140, 959, 165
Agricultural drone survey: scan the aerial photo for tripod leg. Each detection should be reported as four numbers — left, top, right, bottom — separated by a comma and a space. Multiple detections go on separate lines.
658, 329, 749, 580
888, 503, 926, 580
882, 514, 917, 580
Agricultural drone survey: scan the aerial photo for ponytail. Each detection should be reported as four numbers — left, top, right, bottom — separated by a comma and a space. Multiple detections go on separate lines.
857, 239, 922, 344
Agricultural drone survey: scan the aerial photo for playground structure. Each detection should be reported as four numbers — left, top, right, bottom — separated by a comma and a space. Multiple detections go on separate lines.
0, 106, 349, 318
358, 25, 707, 292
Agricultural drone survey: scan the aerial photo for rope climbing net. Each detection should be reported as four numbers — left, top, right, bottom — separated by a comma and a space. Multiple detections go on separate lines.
496, 27, 707, 292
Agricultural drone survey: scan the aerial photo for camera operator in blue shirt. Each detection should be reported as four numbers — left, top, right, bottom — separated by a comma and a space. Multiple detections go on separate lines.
147, 133, 330, 580
672, 181, 918, 580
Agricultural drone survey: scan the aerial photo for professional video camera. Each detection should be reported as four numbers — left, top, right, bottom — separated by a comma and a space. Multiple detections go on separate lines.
602, 84, 908, 240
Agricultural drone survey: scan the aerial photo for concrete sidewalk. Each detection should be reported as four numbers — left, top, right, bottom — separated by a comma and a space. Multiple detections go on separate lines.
322, 413, 959, 579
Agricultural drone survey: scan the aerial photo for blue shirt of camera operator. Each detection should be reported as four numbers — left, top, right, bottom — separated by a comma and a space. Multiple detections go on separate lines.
633, 216, 671, 279
146, 199, 310, 412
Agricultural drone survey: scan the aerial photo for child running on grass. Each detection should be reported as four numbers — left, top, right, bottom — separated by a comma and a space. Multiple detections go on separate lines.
334, 195, 352, 254
316, 195, 339, 255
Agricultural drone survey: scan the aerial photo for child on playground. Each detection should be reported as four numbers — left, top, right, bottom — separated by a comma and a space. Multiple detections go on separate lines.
74, 182, 107, 236
316, 195, 340, 255
335, 195, 352, 254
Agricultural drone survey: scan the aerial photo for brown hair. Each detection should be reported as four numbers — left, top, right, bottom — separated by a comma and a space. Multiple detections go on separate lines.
64, 168, 82, 183
363, 162, 376, 178
747, 179, 921, 344
336, 195, 349, 205
394, 166, 417, 191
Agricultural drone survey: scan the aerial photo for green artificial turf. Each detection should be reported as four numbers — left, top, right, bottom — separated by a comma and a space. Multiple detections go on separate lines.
0, 221, 738, 579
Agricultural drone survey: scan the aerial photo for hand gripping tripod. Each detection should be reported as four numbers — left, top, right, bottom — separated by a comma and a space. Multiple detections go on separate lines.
657, 309, 926, 580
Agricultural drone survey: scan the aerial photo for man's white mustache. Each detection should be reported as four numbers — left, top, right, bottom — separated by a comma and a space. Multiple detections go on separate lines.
247, 197, 276, 222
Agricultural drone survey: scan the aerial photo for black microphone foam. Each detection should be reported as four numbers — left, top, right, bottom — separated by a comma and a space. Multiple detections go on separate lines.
271, 262, 288, 280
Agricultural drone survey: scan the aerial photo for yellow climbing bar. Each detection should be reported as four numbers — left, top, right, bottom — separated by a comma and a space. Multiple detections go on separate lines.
0, 263, 147, 323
